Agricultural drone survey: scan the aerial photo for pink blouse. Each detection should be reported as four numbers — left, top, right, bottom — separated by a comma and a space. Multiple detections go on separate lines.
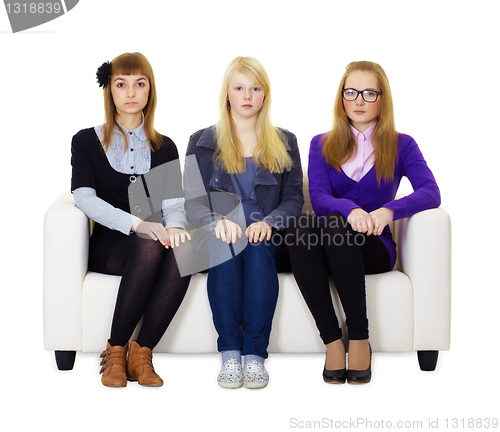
341, 123, 376, 182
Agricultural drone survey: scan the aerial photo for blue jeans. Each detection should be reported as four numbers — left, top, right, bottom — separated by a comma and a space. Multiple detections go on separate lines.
207, 238, 278, 358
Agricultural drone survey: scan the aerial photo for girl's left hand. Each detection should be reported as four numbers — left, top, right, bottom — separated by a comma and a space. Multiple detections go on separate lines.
166, 227, 192, 248
245, 221, 272, 243
369, 208, 394, 236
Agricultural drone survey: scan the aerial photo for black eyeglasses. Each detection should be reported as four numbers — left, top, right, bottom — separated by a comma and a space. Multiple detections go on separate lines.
342, 88, 381, 103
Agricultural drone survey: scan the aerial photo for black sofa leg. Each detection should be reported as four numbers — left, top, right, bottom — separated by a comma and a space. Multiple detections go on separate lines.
417, 350, 439, 371
55, 351, 76, 371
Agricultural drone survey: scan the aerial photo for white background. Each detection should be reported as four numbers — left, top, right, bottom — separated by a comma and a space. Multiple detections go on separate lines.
1, 0, 499, 430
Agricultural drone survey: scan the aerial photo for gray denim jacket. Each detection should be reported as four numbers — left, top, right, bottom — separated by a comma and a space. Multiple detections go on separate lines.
184, 125, 304, 232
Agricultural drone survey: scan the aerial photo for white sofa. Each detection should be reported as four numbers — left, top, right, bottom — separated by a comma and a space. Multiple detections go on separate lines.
43, 186, 451, 372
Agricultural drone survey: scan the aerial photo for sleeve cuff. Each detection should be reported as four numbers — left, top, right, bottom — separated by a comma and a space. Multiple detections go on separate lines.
162, 197, 188, 230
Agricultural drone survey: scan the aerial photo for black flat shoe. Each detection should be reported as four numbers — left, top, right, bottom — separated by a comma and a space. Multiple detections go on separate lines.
347, 344, 372, 385
323, 366, 347, 384
323, 338, 347, 384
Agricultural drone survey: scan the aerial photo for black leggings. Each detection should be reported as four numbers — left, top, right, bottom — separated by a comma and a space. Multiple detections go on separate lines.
286, 213, 391, 344
101, 234, 192, 349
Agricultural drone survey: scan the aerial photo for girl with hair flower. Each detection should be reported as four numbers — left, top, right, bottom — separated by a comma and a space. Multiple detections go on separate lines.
71, 52, 192, 387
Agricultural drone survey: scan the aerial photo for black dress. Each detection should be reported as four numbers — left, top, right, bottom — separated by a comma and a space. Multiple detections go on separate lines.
70, 127, 183, 273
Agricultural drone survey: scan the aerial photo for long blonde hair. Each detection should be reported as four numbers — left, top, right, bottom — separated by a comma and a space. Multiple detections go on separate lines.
101, 52, 163, 151
322, 61, 398, 183
215, 56, 292, 174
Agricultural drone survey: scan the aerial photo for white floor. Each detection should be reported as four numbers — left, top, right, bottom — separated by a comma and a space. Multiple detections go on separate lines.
9, 340, 497, 431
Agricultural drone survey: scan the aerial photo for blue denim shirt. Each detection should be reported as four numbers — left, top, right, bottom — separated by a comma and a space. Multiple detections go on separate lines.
184, 125, 304, 232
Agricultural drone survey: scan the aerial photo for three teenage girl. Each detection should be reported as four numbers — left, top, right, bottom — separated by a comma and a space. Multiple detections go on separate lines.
71, 53, 440, 388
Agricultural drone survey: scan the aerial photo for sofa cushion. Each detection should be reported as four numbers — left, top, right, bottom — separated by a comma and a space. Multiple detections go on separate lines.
82, 270, 413, 353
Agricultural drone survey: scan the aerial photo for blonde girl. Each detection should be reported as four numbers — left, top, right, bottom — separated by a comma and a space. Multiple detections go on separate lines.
185, 56, 304, 389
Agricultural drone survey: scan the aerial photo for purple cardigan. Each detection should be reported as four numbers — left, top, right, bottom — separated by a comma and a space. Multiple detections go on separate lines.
308, 132, 441, 269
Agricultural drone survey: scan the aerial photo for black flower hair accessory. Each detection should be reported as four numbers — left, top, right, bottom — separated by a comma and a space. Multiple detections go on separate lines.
96, 61, 111, 88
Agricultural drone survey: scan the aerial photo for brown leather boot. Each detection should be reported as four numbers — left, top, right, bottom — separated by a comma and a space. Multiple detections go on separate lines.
127, 340, 163, 387
100, 340, 128, 388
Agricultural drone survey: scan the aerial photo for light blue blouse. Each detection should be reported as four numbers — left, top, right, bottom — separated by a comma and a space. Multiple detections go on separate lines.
230, 157, 265, 226
72, 120, 187, 235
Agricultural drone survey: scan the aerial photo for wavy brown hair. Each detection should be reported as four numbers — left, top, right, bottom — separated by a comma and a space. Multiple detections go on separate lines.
100, 52, 163, 151
215, 56, 292, 174
322, 61, 398, 183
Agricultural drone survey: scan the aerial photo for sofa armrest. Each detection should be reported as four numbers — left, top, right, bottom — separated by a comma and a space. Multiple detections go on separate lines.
43, 192, 89, 351
394, 207, 452, 350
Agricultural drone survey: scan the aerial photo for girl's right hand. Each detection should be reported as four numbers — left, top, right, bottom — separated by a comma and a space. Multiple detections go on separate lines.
214, 218, 242, 244
347, 208, 374, 236
132, 220, 169, 247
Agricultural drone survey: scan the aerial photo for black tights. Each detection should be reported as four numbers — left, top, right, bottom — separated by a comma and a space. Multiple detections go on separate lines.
105, 234, 192, 349
286, 213, 391, 344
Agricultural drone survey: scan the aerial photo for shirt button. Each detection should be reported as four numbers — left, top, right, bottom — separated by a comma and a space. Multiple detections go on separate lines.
130, 148, 134, 152
129, 132, 133, 135
131, 166, 134, 170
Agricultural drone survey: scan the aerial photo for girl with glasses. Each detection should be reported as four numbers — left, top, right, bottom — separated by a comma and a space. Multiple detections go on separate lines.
286, 61, 441, 384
